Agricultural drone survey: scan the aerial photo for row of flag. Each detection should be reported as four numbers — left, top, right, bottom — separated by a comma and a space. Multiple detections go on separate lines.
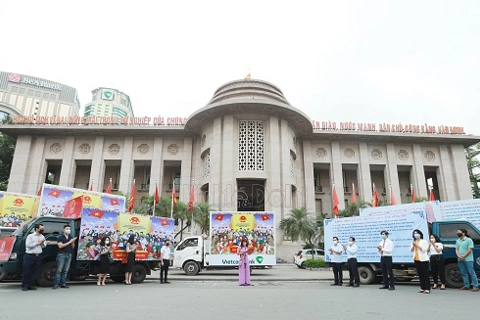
87, 178, 196, 215
332, 182, 436, 217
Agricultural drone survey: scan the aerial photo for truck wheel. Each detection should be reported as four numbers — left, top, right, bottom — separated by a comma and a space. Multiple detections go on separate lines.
445, 263, 463, 288
110, 275, 125, 283
184, 261, 199, 275
358, 266, 376, 285
37, 261, 57, 287
131, 264, 147, 284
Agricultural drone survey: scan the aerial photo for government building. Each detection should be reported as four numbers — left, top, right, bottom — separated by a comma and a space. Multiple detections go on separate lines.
1, 78, 479, 260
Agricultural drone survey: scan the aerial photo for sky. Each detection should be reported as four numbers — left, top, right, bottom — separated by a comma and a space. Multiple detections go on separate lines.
1, 0, 479, 135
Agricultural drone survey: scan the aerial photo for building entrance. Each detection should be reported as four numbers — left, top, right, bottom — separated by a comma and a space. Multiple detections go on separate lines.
237, 179, 265, 211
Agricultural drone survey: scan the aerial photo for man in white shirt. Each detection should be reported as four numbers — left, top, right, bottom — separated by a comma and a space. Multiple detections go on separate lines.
329, 236, 343, 286
160, 240, 172, 284
343, 237, 359, 287
377, 230, 395, 290
22, 224, 48, 291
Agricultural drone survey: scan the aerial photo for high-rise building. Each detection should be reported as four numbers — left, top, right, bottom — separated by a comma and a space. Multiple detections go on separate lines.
84, 87, 133, 118
0, 71, 80, 119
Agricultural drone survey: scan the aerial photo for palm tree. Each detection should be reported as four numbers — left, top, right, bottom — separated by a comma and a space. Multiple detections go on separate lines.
280, 207, 318, 258
173, 201, 192, 241
193, 202, 213, 235
466, 143, 480, 198
339, 201, 370, 217
136, 195, 153, 215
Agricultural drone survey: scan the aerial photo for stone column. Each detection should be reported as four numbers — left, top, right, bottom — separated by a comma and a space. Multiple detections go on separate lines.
90, 136, 105, 192
180, 137, 193, 203
221, 115, 236, 211
119, 137, 134, 193
26, 137, 48, 195
7, 135, 33, 193
385, 143, 401, 204
209, 117, 222, 210
412, 144, 427, 199
150, 137, 164, 196
302, 140, 316, 212
358, 142, 372, 203
438, 145, 453, 201
450, 144, 472, 199
59, 137, 75, 188
267, 117, 283, 219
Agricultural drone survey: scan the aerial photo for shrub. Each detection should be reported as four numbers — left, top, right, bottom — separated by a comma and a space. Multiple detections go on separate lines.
304, 258, 325, 268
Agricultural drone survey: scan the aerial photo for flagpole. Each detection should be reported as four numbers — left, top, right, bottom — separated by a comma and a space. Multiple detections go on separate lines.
170, 179, 174, 218
153, 180, 157, 217
191, 178, 194, 235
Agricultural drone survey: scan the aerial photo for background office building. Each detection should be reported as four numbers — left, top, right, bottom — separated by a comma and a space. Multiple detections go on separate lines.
0, 71, 80, 119
84, 87, 134, 118
1, 78, 479, 261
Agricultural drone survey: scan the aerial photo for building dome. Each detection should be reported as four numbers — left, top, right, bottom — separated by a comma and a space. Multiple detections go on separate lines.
185, 78, 313, 136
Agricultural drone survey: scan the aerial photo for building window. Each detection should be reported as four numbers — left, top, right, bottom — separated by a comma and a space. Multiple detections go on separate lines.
19, 88, 25, 94
35, 91, 41, 97
11, 86, 18, 93
121, 98, 126, 105
238, 120, 264, 171
27, 89, 34, 96
203, 150, 211, 178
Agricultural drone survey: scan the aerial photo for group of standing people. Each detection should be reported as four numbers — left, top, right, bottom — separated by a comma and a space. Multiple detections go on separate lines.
329, 228, 479, 293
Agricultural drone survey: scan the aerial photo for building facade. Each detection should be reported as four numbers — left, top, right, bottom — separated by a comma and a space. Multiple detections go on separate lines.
84, 87, 133, 118
1, 78, 479, 260
0, 72, 80, 119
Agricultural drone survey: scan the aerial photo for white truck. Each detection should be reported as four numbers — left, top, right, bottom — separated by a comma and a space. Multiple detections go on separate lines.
173, 211, 276, 275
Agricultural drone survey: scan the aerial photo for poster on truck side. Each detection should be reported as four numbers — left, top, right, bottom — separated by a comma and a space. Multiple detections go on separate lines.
77, 207, 175, 262
36, 184, 125, 218
324, 212, 429, 264
209, 212, 276, 266
0, 191, 37, 227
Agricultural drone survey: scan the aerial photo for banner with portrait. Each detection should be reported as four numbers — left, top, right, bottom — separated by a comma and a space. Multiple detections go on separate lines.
77, 207, 175, 262
209, 212, 276, 266
0, 191, 37, 227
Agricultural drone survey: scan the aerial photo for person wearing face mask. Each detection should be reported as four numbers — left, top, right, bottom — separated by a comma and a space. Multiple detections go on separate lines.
455, 229, 479, 292
410, 229, 430, 294
124, 234, 136, 285
97, 236, 112, 286
377, 230, 395, 290
22, 223, 49, 291
53, 225, 78, 289
428, 234, 446, 290
329, 236, 343, 286
343, 237, 359, 287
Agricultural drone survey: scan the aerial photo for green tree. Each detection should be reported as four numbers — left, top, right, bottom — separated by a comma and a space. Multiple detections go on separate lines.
466, 143, 480, 198
136, 195, 154, 215
280, 207, 319, 259
338, 201, 370, 217
0, 116, 16, 191
192, 202, 213, 235
173, 201, 192, 241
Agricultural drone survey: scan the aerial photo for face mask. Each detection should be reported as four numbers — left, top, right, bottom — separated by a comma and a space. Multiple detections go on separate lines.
414, 234, 421, 239
105, 241, 110, 245
348, 241, 353, 245
457, 232, 463, 237
333, 240, 338, 244
382, 235, 387, 240
430, 238, 435, 242
38, 229, 44, 234
65, 230, 71, 235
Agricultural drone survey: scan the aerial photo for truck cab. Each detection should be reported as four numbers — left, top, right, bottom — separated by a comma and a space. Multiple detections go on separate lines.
173, 236, 205, 275
432, 220, 480, 288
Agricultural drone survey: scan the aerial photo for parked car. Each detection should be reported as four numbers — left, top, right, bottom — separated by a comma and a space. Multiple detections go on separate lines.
294, 249, 325, 269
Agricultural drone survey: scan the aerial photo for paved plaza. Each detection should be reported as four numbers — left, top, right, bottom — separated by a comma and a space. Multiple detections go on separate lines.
0, 265, 477, 319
